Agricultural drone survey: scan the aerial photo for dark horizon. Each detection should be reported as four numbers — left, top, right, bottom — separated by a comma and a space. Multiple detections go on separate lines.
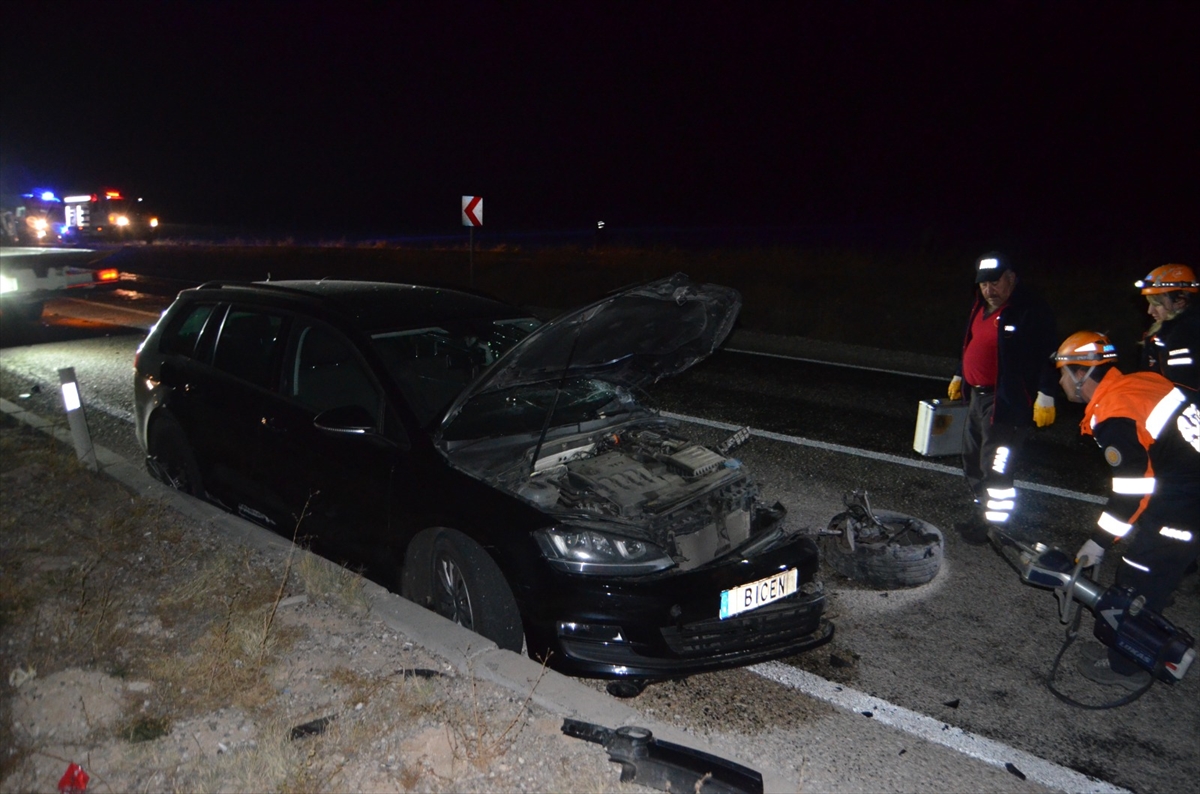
2, 2, 1197, 256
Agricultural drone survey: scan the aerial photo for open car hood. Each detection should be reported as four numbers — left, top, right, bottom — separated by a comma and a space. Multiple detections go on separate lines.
439, 273, 741, 429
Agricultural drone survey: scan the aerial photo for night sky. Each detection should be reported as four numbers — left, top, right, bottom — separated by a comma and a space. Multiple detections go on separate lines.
2, 2, 1197, 250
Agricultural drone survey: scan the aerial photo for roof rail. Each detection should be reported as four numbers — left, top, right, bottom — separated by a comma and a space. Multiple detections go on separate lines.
193, 280, 332, 299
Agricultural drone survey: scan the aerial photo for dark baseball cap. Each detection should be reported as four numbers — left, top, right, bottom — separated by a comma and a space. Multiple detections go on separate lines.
974, 253, 1012, 283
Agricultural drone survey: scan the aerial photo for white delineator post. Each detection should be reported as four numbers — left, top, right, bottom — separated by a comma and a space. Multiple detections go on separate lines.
58, 367, 97, 471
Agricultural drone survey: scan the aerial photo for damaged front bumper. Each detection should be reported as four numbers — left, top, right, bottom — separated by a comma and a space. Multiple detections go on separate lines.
524, 528, 833, 679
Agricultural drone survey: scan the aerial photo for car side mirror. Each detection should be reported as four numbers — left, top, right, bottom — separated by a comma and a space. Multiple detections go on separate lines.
313, 405, 377, 435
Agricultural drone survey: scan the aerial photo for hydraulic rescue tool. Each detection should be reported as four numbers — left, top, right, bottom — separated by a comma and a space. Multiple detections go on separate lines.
989, 528, 1195, 704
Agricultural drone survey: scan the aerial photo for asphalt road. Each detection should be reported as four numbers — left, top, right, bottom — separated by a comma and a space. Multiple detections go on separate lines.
1, 274, 1197, 794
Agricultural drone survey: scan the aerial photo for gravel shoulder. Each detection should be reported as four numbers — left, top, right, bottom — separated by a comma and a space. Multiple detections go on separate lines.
0, 361, 1071, 794
0, 410, 653, 794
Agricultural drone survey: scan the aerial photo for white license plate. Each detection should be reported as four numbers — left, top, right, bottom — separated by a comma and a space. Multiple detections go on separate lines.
719, 568, 798, 619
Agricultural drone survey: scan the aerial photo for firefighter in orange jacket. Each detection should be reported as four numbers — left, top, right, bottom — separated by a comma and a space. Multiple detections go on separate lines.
1055, 331, 1200, 689
1135, 263, 1199, 403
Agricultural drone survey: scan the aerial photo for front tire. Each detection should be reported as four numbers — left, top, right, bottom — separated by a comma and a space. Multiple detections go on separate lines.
414, 529, 524, 653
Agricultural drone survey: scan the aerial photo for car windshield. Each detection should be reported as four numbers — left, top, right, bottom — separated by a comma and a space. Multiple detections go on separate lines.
371, 317, 541, 425
441, 377, 645, 442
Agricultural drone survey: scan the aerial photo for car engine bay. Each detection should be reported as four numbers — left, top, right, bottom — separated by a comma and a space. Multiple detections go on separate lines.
454, 420, 773, 570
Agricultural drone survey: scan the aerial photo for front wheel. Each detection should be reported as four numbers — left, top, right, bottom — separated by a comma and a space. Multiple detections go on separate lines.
417, 529, 524, 653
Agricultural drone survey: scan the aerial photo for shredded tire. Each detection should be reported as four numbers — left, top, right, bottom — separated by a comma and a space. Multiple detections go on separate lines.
820, 509, 944, 588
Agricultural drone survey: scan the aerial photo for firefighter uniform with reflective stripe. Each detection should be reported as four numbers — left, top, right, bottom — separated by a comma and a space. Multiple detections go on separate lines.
1142, 306, 1200, 404
1081, 368, 1200, 673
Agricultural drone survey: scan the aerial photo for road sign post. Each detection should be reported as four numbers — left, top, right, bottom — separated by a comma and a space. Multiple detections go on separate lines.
462, 196, 482, 286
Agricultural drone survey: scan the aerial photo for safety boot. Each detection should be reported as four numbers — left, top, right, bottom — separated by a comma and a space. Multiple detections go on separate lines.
1077, 644, 1151, 691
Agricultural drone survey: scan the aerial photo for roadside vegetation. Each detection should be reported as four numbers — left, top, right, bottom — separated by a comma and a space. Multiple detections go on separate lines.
0, 414, 619, 793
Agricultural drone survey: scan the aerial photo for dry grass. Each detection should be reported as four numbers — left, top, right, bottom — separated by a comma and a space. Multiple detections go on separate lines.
0, 414, 578, 793
294, 549, 370, 615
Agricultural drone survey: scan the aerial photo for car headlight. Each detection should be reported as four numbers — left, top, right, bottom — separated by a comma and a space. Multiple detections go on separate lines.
115, 215, 130, 227
535, 526, 674, 575
149, 217, 159, 228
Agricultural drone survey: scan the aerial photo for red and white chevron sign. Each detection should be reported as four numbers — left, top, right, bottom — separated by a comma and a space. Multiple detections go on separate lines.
461, 195, 483, 227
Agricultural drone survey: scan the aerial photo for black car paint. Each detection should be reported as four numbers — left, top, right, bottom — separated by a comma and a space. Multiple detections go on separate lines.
134, 278, 831, 679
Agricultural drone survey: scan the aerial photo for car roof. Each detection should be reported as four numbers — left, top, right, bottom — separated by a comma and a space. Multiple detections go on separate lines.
188, 279, 530, 333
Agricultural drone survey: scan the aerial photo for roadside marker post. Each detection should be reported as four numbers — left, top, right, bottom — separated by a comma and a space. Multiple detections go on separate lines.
462, 195, 482, 286
57, 367, 97, 471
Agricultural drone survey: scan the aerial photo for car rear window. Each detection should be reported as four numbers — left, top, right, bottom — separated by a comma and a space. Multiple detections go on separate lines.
160, 303, 218, 359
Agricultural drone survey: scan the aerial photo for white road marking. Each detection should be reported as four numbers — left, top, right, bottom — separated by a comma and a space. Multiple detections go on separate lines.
752, 661, 1132, 794
664, 411, 1106, 505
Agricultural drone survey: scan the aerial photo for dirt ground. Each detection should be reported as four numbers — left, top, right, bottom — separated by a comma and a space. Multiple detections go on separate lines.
0, 414, 651, 793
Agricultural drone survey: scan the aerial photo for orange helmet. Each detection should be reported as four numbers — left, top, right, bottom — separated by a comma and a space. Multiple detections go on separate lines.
1054, 331, 1118, 368
1135, 263, 1198, 294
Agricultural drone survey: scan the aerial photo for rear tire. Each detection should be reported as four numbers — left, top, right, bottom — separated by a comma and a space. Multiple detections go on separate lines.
147, 413, 205, 498
820, 509, 944, 588
406, 529, 524, 653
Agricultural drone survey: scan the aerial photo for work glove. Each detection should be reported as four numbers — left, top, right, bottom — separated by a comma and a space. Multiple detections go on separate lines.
1033, 391, 1056, 428
948, 375, 963, 401
1076, 539, 1105, 569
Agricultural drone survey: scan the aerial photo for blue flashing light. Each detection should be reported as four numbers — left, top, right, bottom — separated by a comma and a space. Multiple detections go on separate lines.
21, 190, 61, 202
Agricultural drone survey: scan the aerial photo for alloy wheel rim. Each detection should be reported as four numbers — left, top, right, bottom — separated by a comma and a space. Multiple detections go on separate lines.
436, 556, 474, 630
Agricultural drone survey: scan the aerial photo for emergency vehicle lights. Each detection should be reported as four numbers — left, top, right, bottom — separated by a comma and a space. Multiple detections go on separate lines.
104, 191, 122, 199
96, 268, 119, 282
64, 195, 92, 203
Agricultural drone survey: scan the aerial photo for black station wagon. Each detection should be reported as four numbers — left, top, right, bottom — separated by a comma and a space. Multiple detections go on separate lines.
133, 274, 832, 681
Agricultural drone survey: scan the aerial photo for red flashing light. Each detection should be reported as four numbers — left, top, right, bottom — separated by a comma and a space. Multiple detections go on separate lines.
96, 268, 119, 282
104, 190, 122, 199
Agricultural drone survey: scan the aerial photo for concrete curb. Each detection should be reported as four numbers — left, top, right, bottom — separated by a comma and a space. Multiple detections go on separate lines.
0, 396, 796, 792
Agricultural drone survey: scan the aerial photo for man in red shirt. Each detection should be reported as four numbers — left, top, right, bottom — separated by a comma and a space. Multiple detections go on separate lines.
949, 254, 1059, 543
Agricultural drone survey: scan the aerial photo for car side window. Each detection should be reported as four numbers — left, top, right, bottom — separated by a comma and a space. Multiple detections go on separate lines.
286, 322, 382, 420
160, 303, 217, 359
212, 309, 285, 390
